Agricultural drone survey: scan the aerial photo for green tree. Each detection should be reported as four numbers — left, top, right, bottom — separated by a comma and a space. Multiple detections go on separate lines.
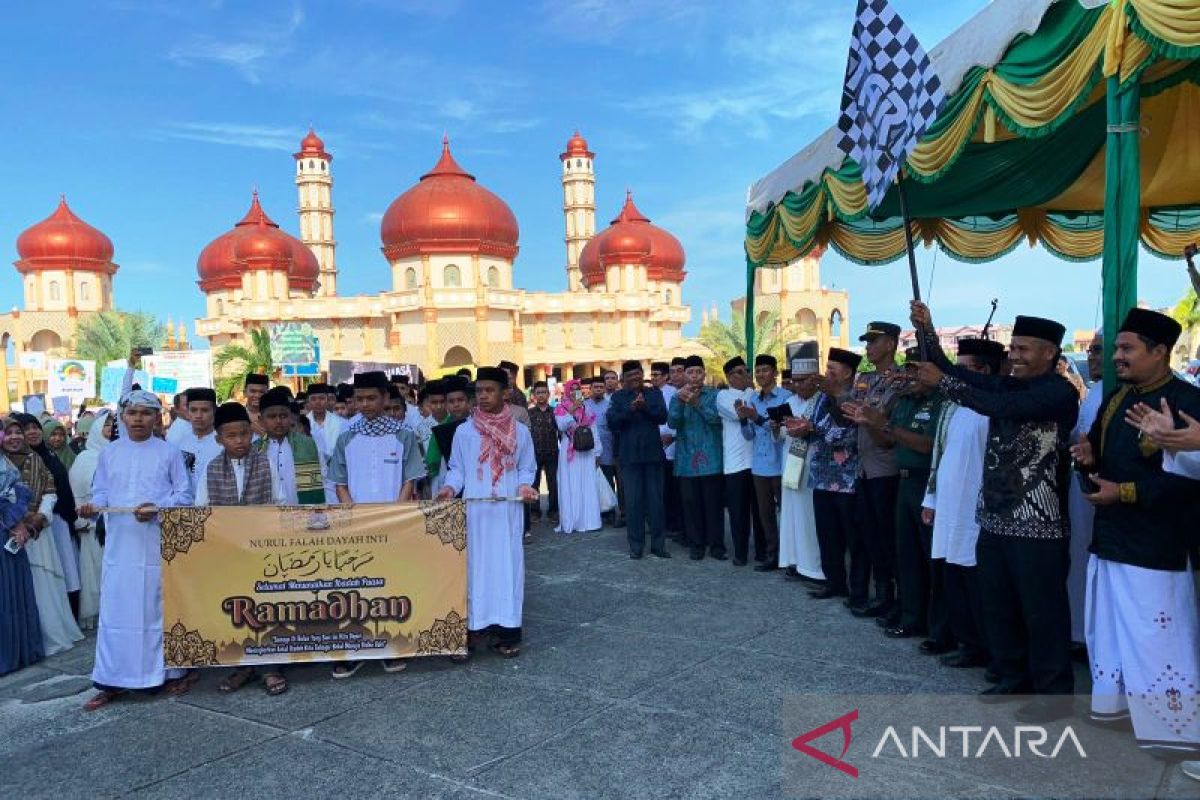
699, 309, 799, 383
73, 311, 166, 394
212, 328, 274, 401
1172, 289, 1200, 333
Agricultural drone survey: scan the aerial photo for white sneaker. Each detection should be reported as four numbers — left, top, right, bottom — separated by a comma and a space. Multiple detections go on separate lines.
1180, 761, 1200, 782
381, 658, 408, 673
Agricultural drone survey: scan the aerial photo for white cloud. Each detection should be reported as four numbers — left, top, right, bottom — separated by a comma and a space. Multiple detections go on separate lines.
363, 211, 384, 224
167, 5, 304, 82
153, 122, 299, 151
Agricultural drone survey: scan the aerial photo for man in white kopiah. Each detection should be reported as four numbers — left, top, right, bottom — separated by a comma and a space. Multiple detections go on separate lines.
78, 389, 194, 711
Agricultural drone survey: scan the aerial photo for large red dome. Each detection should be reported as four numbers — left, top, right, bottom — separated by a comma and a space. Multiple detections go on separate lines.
197, 192, 318, 293
580, 192, 685, 288
380, 137, 519, 261
15, 197, 116, 275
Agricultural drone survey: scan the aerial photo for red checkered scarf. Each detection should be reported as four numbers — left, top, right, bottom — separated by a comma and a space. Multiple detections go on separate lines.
472, 405, 517, 488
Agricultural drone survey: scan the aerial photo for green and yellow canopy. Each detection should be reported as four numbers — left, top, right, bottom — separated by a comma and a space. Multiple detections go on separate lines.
744, 0, 1200, 369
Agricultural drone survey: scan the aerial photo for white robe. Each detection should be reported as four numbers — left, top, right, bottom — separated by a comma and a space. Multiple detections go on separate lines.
308, 412, 343, 499
1163, 450, 1200, 479
1087, 554, 1200, 755
444, 421, 536, 631
923, 406, 988, 567
68, 409, 112, 629
554, 413, 602, 534
24, 517, 83, 656
91, 436, 192, 690
177, 429, 222, 495
331, 426, 423, 503
265, 438, 299, 506
779, 394, 822, 578
1068, 382, 1105, 642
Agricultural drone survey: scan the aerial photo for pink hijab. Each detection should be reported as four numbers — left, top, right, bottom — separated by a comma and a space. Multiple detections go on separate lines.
554, 379, 595, 461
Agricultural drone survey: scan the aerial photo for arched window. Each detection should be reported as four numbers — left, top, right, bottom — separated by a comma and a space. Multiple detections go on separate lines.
487, 266, 500, 287
80, 281, 90, 302
320, 162, 326, 171
308, 160, 315, 169
830, 308, 844, 338
663, 289, 672, 305
48, 281, 61, 301
444, 264, 461, 287
796, 308, 818, 336
405, 267, 417, 289
575, 159, 582, 168
216, 298, 225, 316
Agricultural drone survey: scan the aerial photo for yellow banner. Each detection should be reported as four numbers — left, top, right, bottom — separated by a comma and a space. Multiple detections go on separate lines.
160, 502, 467, 667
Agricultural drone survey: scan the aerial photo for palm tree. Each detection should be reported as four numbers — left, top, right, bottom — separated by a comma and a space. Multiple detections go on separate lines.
1172, 289, 1200, 332
698, 309, 799, 383
213, 328, 273, 401
73, 311, 166, 393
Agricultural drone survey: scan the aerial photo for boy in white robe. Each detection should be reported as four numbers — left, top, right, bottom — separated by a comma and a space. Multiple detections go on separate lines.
328, 371, 424, 679
438, 367, 537, 658
78, 389, 194, 711
176, 387, 222, 495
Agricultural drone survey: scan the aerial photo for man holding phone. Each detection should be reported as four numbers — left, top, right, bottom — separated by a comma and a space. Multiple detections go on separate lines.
742, 354, 793, 572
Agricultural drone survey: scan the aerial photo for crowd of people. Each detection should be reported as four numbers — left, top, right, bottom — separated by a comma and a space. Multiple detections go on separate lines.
2, 301, 1199, 777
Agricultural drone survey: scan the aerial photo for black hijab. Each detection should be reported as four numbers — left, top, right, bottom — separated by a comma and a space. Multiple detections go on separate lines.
14, 413, 77, 527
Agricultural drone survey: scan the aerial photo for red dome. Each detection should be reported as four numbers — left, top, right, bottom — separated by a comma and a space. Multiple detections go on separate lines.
295, 127, 332, 162
197, 192, 317, 293
561, 130, 593, 161
580, 192, 686, 288
15, 197, 116, 275
380, 137, 519, 261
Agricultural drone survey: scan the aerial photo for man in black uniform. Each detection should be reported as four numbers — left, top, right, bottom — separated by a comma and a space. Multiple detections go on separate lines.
911, 301, 1077, 723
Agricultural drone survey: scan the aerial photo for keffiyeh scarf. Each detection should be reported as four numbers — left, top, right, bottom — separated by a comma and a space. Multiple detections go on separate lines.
472, 406, 517, 487
348, 414, 405, 437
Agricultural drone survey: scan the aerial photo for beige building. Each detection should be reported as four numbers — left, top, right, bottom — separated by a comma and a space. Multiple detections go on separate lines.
729, 248, 850, 361
194, 129, 692, 383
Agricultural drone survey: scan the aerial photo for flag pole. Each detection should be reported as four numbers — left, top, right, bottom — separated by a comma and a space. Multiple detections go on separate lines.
895, 177, 927, 360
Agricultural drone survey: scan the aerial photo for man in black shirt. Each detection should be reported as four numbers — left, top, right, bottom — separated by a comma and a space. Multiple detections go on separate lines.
911, 301, 1078, 722
1073, 308, 1200, 756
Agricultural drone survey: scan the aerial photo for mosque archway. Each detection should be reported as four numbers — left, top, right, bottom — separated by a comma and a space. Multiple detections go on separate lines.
830, 308, 844, 338
796, 308, 818, 336
443, 345, 473, 368
29, 329, 62, 352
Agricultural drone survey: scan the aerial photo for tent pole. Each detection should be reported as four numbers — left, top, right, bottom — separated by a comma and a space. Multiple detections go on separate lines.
896, 180, 927, 360
1101, 75, 1140, 388
744, 255, 757, 362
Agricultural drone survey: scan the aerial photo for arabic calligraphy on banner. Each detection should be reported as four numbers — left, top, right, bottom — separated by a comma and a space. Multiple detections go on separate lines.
160, 502, 467, 667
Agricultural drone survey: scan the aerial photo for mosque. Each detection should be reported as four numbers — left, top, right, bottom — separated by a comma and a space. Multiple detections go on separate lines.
193, 129, 694, 383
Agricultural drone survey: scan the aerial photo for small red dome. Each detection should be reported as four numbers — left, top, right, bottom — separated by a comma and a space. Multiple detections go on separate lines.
380, 137, 519, 261
561, 130, 593, 161
294, 127, 332, 162
15, 197, 116, 275
580, 192, 686, 288
197, 192, 317, 293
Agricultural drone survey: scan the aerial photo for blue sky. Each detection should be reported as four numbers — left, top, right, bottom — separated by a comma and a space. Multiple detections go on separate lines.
2, 0, 1190, 348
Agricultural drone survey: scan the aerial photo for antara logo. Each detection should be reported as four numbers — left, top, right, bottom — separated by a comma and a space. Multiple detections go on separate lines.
791, 709, 859, 778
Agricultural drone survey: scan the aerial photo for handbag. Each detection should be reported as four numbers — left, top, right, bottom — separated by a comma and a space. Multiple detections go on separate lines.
595, 468, 618, 512
572, 424, 595, 453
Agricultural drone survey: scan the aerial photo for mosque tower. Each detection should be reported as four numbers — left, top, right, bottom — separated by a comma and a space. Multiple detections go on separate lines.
294, 128, 337, 296
560, 131, 595, 292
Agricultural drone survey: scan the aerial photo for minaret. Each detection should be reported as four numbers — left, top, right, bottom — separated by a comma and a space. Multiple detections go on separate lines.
294, 127, 337, 296
560, 131, 595, 292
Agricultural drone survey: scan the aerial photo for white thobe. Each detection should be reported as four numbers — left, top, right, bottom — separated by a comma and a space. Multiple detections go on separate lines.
332, 428, 422, 503
660, 384, 677, 462
1163, 450, 1200, 479
24, 512, 83, 656
91, 436, 192, 689
308, 412, 343, 498
554, 413, 602, 534
444, 422, 535, 630
265, 437, 298, 505
923, 407, 988, 567
779, 394, 821, 577
177, 429, 222, 494
1067, 381, 1105, 641
165, 417, 190, 447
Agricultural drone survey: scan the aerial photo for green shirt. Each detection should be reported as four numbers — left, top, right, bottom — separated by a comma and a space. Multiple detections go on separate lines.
889, 392, 944, 471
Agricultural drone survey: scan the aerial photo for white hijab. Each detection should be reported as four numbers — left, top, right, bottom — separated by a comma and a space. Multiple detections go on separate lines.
69, 408, 113, 505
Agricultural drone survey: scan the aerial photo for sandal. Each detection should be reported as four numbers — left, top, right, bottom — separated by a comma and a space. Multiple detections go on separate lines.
261, 672, 289, 696
164, 671, 201, 697
218, 667, 257, 694
490, 642, 521, 659
82, 689, 125, 712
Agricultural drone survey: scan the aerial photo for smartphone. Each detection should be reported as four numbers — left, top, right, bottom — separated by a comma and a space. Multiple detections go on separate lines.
1073, 462, 1099, 494
767, 405, 794, 423
4, 536, 21, 555
135, 346, 154, 357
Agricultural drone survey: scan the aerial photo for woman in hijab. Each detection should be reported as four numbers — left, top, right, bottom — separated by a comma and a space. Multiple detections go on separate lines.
69, 408, 114, 630
43, 418, 76, 470
2, 416, 82, 656
19, 414, 82, 620
0, 425, 44, 675
553, 379, 603, 534
71, 412, 95, 455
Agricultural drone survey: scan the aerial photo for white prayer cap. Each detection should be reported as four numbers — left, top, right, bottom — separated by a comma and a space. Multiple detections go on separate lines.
120, 389, 162, 410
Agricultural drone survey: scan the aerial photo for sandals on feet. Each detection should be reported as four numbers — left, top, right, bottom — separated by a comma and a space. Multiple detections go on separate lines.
490, 642, 521, 659
83, 690, 125, 712
218, 667, 257, 694
164, 672, 201, 697
262, 672, 289, 696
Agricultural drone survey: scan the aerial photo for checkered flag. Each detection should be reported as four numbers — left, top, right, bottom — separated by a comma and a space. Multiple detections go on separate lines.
836, 0, 944, 210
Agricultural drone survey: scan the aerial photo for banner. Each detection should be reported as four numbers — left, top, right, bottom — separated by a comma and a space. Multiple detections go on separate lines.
269, 322, 321, 377
160, 502, 467, 667
328, 359, 419, 385
142, 351, 213, 392
17, 352, 46, 371
100, 366, 147, 404
47, 359, 96, 405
